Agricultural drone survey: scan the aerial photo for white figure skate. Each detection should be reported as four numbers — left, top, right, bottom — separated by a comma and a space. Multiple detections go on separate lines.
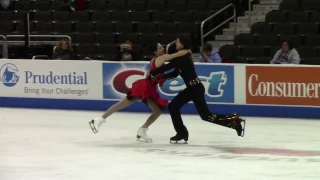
89, 117, 105, 134
136, 127, 152, 143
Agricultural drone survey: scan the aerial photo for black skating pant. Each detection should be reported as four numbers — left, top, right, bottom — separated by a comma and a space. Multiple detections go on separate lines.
168, 83, 237, 135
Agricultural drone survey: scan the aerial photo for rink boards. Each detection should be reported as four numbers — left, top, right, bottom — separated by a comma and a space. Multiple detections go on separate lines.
0, 59, 320, 119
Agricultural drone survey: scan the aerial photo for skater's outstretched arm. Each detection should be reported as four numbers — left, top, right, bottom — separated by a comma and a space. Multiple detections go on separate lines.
149, 61, 180, 83
149, 59, 177, 76
156, 50, 191, 63
165, 50, 191, 62
150, 50, 191, 76
162, 69, 179, 81
153, 50, 190, 68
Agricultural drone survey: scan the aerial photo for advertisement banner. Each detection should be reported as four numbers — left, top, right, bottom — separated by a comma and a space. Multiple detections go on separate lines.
0, 60, 103, 99
103, 62, 234, 103
246, 66, 320, 106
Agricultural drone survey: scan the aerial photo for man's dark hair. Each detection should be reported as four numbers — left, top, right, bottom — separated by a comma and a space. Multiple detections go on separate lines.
178, 33, 192, 50
202, 43, 213, 52
280, 40, 294, 50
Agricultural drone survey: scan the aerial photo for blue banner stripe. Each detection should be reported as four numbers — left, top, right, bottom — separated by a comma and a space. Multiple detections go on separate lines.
0, 97, 319, 119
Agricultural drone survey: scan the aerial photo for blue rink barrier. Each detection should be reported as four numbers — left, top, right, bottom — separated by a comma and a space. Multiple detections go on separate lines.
1, 97, 319, 119
1, 60, 320, 120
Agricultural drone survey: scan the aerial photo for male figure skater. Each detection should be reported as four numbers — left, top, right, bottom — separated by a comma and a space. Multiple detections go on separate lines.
149, 34, 245, 143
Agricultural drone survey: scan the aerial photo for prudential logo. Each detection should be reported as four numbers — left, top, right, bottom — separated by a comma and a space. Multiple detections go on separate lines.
0, 63, 19, 87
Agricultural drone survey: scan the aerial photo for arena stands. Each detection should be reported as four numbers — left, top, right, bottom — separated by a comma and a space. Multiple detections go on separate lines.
1, 0, 241, 60
219, 0, 320, 64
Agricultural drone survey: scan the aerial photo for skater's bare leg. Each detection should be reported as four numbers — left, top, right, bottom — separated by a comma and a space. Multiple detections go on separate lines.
141, 99, 162, 128
102, 97, 138, 119
89, 97, 138, 133
137, 99, 162, 142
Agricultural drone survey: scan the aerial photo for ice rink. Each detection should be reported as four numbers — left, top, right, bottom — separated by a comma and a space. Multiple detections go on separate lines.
1, 108, 320, 180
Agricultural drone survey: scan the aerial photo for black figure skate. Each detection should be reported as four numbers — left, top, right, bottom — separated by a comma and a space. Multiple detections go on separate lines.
170, 126, 189, 144
236, 117, 246, 137
210, 112, 246, 137
170, 133, 189, 144
226, 112, 246, 137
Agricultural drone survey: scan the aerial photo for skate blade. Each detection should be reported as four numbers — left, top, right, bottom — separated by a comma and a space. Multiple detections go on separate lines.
89, 121, 98, 134
240, 118, 246, 137
136, 138, 152, 143
236, 118, 246, 137
169, 140, 188, 144
136, 135, 152, 143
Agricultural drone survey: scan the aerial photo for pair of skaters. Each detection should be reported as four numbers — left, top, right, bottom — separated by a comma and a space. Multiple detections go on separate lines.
89, 37, 245, 143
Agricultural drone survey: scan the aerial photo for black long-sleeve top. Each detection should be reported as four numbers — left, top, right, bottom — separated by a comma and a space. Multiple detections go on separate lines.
150, 53, 198, 83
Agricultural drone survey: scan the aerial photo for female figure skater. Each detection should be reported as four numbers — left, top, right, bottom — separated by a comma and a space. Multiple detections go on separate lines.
149, 34, 245, 143
89, 43, 190, 142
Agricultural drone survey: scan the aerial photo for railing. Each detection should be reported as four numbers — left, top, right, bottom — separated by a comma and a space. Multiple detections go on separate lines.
166, 40, 177, 54
32, 55, 49, 60
0, 35, 6, 59
248, 0, 253, 26
165, 4, 237, 52
5, 35, 71, 43
200, 3, 237, 48
0, 35, 71, 59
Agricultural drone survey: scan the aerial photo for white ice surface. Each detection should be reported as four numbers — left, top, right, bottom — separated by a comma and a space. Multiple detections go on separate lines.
0, 108, 320, 180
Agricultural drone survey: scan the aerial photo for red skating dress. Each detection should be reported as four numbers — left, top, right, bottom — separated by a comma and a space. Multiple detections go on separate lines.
127, 57, 168, 109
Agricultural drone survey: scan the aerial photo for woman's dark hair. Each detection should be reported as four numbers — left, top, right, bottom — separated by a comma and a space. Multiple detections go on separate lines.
178, 34, 192, 50
149, 42, 159, 54
281, 40, 294, 50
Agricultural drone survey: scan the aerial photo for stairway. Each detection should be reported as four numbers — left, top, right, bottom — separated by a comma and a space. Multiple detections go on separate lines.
208, 0, 282, 50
